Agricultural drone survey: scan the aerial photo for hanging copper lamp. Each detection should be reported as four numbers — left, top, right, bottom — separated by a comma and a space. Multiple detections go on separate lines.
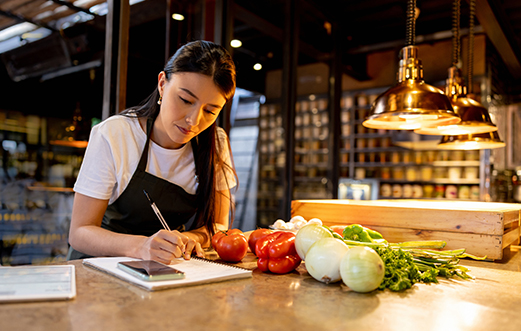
362, 0, 459, 131
414, 0, 497, 136
437, 131, 505, 150
438, 0, 505, 149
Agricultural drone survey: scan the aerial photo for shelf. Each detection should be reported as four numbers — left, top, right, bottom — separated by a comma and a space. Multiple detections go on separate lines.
341, 104, 371, 111
379, 196, 481, 201
431, 161, 480, 167
27, 186, 74, 192
260, 165, 282, 171
294, 176, 327, 182
430, 178, 481, 185
353, 162, 480, 168
294, 149, 329, 154
354, 162, 413, 167
295, 137, 328, 142
295, 163, 329, 169
354, 147, 406, 153
294, 192, 330, 199
377, 178, 480, 185
295, 123, 327, 129
352, 133, 393, 138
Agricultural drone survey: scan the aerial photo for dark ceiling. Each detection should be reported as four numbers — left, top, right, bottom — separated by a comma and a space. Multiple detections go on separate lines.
1, 0, 521, 120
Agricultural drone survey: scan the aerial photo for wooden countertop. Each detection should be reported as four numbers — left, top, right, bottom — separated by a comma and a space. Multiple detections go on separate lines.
2, 248, 521, 331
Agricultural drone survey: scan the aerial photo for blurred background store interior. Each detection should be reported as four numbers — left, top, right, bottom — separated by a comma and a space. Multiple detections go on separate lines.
1, 0, 521, 264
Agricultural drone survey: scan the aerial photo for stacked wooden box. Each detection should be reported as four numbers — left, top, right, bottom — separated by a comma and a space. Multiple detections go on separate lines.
291, 199, 521, 260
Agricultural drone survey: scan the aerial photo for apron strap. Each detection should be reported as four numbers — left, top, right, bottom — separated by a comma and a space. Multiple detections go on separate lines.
137, 117, 154, 171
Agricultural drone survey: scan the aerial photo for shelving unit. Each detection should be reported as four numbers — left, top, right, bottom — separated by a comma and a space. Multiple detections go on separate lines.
257, 88, 489, 226
0, 111, 85, 265
257, 103, 284, 227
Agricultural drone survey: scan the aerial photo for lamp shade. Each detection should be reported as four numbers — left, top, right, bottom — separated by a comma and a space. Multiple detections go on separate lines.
414, 68, 498, 135
437, 131, 505, 150
363, 46, 459, 130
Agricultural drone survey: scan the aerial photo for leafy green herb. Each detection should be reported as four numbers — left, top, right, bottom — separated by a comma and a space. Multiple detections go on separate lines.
375, 246, 424, 291
322, 225, 480, 291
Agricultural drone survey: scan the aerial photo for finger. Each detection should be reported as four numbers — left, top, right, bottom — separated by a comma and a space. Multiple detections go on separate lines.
195, 242, 205, 258
150, 249, 175, 264
171, 230, 190, 245
162, 232, 187, 251
183, 240, 196, 260
157, 242, 183, 259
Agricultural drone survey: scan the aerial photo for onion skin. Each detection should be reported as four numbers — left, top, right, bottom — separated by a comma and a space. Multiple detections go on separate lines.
295, 224, 333, 260
340, 246, 385, 293
305, 238, 349, 284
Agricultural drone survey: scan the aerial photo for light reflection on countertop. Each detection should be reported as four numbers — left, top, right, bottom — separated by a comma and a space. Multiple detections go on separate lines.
1, 248, 521, 331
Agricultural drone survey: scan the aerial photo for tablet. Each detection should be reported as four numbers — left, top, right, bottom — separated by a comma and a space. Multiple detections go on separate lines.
0, 264, 76, 303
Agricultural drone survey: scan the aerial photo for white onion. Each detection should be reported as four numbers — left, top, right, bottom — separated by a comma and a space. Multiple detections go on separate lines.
273, 219, 286, 229
292, 219, 308, 230
295, 224, 333, 260
289, 215, 306, 223
307, 218, 323, 226
340, 246, 385, 293
305, 238, 349, 284
283, 222, 294, 230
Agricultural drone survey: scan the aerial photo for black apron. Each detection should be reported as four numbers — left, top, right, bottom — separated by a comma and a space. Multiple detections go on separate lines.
67, 117, 200, 260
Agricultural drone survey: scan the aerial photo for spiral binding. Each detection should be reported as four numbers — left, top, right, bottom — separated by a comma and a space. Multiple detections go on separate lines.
191, 256, 251, 271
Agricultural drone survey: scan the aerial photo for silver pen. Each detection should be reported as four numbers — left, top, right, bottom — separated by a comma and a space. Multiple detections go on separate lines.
143, 190, 171, 231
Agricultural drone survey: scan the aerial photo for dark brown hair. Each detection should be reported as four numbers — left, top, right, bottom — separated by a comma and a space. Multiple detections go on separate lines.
122, 40, 237, 240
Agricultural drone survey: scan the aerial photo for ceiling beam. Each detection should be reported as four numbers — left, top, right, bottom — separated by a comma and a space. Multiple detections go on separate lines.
474, 0, 521, 79
50, 0, 99, 17
0, 9, 56, 31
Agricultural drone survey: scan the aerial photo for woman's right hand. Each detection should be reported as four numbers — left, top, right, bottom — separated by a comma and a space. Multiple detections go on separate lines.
138, 230, 200, 264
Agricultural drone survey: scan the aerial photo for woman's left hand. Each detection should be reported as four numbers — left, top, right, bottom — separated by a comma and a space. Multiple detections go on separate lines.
182, 233, 205, 259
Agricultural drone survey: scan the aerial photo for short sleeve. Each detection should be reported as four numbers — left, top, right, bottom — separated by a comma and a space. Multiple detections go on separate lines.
215, 127, 237, 191
73, 122, 118, 201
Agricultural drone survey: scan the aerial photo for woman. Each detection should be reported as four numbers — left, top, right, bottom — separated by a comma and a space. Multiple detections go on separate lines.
68, 40, 237, 264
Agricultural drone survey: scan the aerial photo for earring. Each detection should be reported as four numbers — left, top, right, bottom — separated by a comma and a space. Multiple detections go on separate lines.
157, 96, 162, 105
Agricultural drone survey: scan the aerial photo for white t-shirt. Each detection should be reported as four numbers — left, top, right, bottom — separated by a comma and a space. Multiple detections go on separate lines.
74, 115, 236, 205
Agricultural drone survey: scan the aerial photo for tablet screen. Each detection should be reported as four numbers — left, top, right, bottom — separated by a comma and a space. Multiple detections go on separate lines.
0, 265, 76, 302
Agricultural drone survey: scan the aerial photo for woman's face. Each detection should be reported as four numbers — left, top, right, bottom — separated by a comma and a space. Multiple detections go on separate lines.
154, 71, 227, 149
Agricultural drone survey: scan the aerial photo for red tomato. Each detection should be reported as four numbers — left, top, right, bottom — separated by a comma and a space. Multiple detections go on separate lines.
212, 229, 242, 249
212, 229, 248, 262
248, 228, 273, 255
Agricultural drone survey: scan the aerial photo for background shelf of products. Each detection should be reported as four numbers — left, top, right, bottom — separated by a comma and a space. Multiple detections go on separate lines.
257, 89, 487, 227
0, 111, 86, 265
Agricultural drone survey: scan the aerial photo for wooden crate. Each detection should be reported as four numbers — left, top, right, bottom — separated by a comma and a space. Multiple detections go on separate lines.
291, 199, 521, 260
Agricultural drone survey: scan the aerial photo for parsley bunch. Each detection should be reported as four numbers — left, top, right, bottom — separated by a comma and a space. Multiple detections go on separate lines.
375, 246, 428, 291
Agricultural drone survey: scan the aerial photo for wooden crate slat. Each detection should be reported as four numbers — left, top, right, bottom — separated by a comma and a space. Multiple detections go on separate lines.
502, 226, 521, 249
291, 200, 508, 235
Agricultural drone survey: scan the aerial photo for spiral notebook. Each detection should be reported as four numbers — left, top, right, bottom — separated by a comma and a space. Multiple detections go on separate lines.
83, 257, 252, 291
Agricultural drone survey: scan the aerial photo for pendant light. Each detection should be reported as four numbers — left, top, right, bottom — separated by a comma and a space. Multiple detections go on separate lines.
362, 0, 459, 131
437, 0, 505, 150
414, 0, 497, 136
437, 131, 505, 150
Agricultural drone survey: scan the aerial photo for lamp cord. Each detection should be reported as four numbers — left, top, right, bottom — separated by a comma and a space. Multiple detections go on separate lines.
451, 0, 461, 68
405, 0, 416, 46
467, 0, 475, 94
